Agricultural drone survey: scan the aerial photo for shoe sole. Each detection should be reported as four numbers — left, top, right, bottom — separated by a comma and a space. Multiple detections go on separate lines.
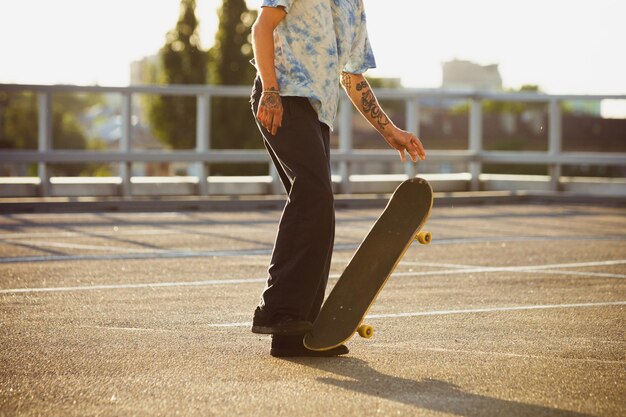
251, 322, 313, 335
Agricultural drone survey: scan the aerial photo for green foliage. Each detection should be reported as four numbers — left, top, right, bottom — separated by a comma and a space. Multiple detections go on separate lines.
208, 0, 261, 175
0, 91, 38, 149
48, 103, 93, 176
208, 0, 256, 86
365, 77, 402, 89
148, 0, 208, 150
0, 91, 110, 176
452, 85, 546, 114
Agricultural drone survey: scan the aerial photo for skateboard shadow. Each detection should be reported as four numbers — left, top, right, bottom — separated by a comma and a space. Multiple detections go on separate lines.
285, 357, 597, 417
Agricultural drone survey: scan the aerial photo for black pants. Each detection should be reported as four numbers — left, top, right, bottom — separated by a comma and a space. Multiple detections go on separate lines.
251, 78, 335, 323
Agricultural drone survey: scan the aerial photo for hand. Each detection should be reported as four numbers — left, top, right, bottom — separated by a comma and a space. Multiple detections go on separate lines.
382, 127, 426, 162
256, 91, 283, 136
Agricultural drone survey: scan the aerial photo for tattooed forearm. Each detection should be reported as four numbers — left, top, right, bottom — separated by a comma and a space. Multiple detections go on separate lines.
360, 89, 390, 131
340, 72, 352, 92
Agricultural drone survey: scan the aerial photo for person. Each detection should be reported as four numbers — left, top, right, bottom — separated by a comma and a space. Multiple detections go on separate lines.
249, 0, 426, 357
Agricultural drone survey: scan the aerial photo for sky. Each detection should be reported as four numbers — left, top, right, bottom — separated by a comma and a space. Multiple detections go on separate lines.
1, 0, 625, 113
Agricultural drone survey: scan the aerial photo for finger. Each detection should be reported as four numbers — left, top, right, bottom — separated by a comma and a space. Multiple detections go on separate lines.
258, 114, 267, 131
271, 110, 282, 135
415, 143, 425, 160
258, 108, 271, 131
398, 148, 406, 162
412, 137, 426, 160
262, 112, 273, 132
259, 114, 269, 132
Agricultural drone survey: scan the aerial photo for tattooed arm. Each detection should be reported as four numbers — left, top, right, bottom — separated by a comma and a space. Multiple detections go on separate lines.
251, 7, 287, 135
340, 72, 426, 162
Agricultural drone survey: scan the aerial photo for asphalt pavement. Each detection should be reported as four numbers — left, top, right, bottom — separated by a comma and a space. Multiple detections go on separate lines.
0, 203, 624, 416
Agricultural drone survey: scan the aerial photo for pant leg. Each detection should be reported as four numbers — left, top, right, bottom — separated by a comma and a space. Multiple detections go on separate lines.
305, 123, 334, 323
263, 139, 292, 195
251, 79, 335, 321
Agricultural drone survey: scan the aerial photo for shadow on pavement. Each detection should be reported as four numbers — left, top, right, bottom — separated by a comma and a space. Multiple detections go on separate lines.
287, 357, 596, 417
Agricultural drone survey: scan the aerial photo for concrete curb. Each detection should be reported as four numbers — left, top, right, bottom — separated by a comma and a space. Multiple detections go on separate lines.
1, 192, 625, 214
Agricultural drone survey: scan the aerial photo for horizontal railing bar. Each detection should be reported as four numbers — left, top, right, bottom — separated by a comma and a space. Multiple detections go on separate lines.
0, 83, 252, 97
1, 150, 624, 165
0, 150, 472, 163
0, 150, 268, 163
373, 89, 626, 101
3, 84, 625, 101
481, 151, 626, 165
331, 150, 476, 162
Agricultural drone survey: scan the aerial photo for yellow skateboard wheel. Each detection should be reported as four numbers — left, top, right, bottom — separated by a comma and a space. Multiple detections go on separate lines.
357, 324, 374, 338
415, 231, 432, 244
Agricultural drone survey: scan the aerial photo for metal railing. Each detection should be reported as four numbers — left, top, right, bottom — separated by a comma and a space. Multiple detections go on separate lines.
1, 83, 625, 197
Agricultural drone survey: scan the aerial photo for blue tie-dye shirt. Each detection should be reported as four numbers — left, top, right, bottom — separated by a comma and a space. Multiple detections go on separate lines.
257, 0, 376, 129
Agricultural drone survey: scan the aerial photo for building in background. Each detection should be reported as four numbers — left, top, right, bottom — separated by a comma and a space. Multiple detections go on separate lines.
441, 59, 503, 91
130, 55, 160, 86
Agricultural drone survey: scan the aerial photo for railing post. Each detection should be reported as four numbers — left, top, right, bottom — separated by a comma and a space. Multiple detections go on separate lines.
37, 91, 52, 197
469, 97, 483, 191
548, 98, 562, 192
119, 92, 132, 197
405, 97, 420, 178
339, 96, 353, 194
196, 93, 211, 195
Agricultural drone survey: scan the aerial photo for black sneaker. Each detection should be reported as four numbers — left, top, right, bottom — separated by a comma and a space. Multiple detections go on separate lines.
270, 334, 349, 357
251, 308, 313, 335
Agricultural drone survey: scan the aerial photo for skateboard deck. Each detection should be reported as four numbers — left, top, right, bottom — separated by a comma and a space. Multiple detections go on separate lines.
304, 177, 433, 351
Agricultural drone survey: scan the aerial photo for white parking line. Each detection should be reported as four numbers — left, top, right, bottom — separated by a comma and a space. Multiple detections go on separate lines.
366, 301, 626, 319
0, 229, 184, 240
1, 236, 624, 264
530, 269, 626, 279
206, 301, 626, 328
415, 347, 625, 365
1, 259, 624, 294
3, 239, 163, 252
0, 277, 267, 293
0, 249, 274, 264
393, 260, 626, 278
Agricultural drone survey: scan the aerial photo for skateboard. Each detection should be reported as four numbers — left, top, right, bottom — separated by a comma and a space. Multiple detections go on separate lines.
303, 177, 433, 351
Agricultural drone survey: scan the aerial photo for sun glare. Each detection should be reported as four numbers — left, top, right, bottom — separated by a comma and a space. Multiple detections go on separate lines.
0, 0, 624, 108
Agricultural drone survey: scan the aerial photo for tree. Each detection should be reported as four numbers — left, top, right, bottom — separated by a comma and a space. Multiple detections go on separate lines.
0, 91, 109, 176
0, 92, 37, 150
148, 0, 207, 150
452, 85, 545, 115
208, 0, 256, 86
208, 0, 261, 175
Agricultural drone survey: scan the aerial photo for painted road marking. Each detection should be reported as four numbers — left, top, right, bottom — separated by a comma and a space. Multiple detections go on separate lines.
414, 347, 625, 365
1, 259, 624, 294
205, 301, 626, 328
2, 239, 163, 252
0, 278, 267, 293
366, 301, 626, 319
0, 229, 185, 240
0, 235, 626, 263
